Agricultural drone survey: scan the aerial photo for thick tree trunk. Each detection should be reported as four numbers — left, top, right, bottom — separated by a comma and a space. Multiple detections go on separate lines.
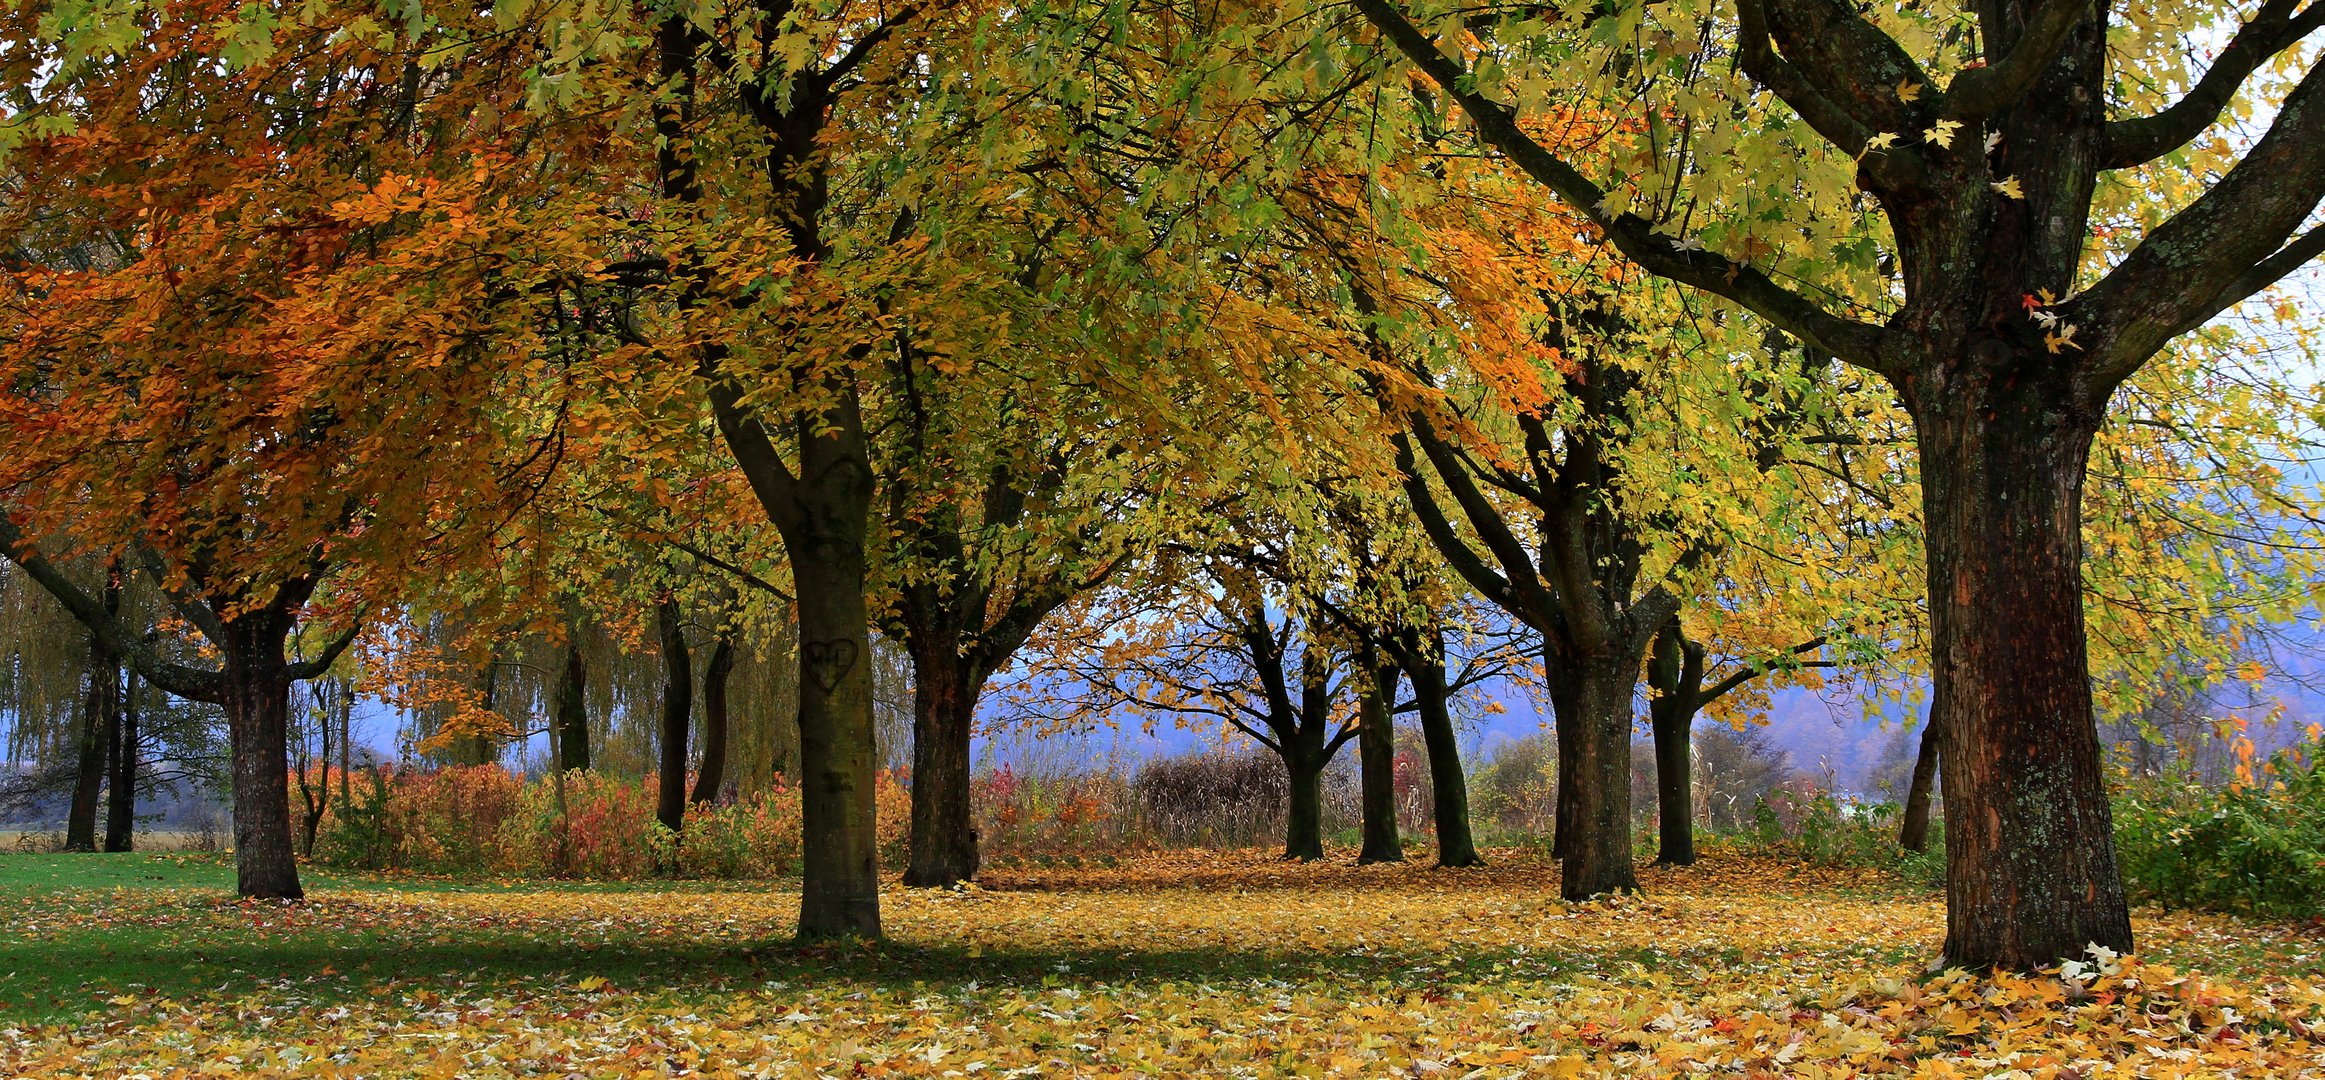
656, 599, 692, 834
903, 646, 981, 887
66, 634, 116, 852
1899, 719, 1941, 853
1914, 374, 2129, 970
1354, 656, 1403, 865
1547, 655, 1639, 899
1409, 647, 1481, 868
790, 535, 883, 939
220, 609, 302, 900
104, 671, 136, 852
691, 636, 734, 805
553, 640, 590, 773
1282, 748, 1325, 861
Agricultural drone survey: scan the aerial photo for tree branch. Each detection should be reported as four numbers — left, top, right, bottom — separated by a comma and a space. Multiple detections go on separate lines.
2103, 0, 2325, 169
0, 516, 224, 703
2077, 55, 2325, 392
1348, 0, 1901, 375
1942, 0, 2097, 120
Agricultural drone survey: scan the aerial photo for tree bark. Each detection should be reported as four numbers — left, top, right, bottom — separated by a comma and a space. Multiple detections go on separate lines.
787, 523, 883, 939
1646, 620, 1705, 867
1648, 713, 1693, 867
1283, 747, 1326, 861
1546, 654, 1640, 899
655, 598, 691, 834
67, 577, 124, 853
1407, 640, 1482, 868
219, 608, 302, 900
104, 670, 136, 852
1354, 653, 1403, 865
691, 635, 734, 804
1915, 375, 2130, 969
553, 640, 590, 773
903, 644, 981, 887
1899, 718, 1941, 853
65, 636, 115, 852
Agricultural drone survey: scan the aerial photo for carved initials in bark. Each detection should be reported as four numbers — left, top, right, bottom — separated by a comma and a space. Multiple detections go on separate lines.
803, 639, 860, 694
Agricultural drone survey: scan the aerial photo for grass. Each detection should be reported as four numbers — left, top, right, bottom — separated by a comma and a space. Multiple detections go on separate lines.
2, 849, 2321, 1076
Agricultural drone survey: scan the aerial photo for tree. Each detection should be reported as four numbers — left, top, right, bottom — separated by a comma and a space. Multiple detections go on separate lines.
1348, 0, 2325, 967
0, 0, 599, 896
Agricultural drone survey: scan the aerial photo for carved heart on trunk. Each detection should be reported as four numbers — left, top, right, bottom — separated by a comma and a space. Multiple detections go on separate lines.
803, 639, 859, 694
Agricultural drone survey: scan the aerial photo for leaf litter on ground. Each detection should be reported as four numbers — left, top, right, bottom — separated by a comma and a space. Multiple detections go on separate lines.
2, 849, 2320, 1077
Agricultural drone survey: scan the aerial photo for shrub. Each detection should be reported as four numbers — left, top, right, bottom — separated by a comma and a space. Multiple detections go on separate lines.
973, 763, 1142, 864
1472, 733, 1557, 839
2114, 748, 2325, 918
1133, 750, 1291, 849
312, 763, 918, 881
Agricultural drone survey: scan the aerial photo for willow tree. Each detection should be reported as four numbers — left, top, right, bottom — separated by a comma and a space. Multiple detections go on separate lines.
1349, 0, 2325, 967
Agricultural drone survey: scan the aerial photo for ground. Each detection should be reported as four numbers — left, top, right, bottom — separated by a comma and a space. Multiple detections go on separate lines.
2, 851, 2320, 1077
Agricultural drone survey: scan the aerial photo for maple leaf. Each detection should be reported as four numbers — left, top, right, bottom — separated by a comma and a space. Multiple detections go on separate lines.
1924, 120, 1962, 148
1990, 176, 2025, 199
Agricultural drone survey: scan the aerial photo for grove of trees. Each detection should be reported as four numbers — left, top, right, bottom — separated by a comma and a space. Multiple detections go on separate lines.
3, 0, 2323, 972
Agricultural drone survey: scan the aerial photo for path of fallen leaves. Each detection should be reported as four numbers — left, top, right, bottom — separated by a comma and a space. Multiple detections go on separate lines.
6, 850, 2322, 1077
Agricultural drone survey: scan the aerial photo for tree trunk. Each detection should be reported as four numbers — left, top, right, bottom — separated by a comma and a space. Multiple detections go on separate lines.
1899, 719, 1941, 853
1354, 655, 1403, 865
299, 700, 328, 857
1914, 373, 2130, 970
337, 673, 350, 815
655, 598, 691, 835
219, 608, 303, 900
691, 635, 734, 804
1408, 641, 1482, 868
66, 633, 116, 852
789, 532, 883, 939
903, 644, 981, 887
104, 670, 136, 852
1649, 711, 1693, 867
1546, 654, 1639, 900
1647, 620, 1704, 867
553, 640, 590, 773
1283, 747, 1325, 861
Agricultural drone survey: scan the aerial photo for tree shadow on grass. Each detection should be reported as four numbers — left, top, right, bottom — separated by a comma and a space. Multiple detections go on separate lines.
1, 912, 1932, 1026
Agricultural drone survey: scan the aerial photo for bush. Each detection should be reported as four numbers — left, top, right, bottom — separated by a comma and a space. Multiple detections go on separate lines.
974, 763, 1142, 863
1133, 750, 1291, 849
1472, 733, 1557, 840
2114, 748, 2325, 918
1707, 784, 1945, 887
315, 765, 911, 880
